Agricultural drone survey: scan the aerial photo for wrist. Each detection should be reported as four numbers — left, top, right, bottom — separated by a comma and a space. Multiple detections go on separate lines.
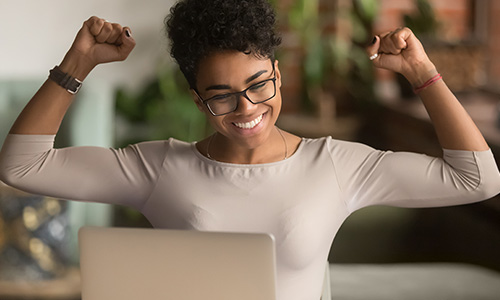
49, 66, 83, 95
403, 60, 438, 88
59, 50, 95, 81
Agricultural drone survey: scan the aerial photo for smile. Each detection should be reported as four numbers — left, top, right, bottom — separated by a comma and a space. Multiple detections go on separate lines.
233, 114, 264, 129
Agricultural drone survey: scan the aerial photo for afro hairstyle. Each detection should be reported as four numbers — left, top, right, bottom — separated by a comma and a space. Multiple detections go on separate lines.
165, 0, 282, 89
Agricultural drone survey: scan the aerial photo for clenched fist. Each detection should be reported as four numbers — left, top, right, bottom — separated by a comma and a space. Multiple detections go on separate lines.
60, 16, 136, 79
366, 27, 437, 87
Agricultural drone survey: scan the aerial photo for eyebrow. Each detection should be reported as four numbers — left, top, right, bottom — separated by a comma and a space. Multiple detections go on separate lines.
205, 69, 268, 91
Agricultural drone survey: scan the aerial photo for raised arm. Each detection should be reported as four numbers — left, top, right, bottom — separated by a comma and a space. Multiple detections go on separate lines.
0, 17, 156, 208
366, 27, 489, 151
9, 16, 135, 135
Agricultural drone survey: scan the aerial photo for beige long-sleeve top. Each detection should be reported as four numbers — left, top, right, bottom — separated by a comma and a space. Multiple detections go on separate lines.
1, 134, 499, 300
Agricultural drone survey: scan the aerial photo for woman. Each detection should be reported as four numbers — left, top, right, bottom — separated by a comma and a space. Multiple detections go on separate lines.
1, 0, 499, 299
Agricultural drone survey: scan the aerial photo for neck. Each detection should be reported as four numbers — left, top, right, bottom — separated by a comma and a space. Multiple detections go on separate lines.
206, 127, 288, 164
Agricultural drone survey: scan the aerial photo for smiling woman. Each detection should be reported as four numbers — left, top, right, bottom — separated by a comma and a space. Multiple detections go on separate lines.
0, 0, 500, 300
191, 51, 297, 164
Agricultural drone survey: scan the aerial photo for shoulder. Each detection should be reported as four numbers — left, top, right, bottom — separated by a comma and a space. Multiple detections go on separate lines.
122, 138, 192, 165
130, 138, 189, 152
301, 136, 377, 155
298, 136, 390, 170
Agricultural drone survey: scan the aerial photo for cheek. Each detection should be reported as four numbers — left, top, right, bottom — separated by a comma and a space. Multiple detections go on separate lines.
196, 103, 221, 127
272, 92, 282, 113
206, 114, 227, 131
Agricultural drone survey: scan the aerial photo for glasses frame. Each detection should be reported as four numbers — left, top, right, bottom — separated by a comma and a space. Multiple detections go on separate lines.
194, 64, 277, 116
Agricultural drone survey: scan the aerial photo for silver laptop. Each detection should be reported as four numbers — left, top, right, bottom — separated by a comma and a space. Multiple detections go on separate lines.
78, 227, 277, 300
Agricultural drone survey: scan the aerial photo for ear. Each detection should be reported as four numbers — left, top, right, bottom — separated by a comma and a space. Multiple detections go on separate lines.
274, 60, 282, 88
190, 89, 205, 112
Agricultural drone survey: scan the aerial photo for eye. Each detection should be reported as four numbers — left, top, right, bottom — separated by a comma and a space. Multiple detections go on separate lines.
210, 94, 231, 101
249, 82, 266, 91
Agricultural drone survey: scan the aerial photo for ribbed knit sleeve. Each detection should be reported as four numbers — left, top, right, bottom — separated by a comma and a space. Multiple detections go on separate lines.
328, 138, 500, 213
0, 134, 167, 209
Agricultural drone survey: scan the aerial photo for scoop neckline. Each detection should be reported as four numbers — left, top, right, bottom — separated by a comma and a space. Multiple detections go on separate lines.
190, 137, 306, 167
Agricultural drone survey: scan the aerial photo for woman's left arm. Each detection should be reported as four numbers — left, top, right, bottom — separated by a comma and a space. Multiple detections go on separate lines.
367, 27, 489, 151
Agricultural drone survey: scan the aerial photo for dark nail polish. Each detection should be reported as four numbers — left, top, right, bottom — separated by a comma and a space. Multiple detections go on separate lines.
125, 29, 131, 38
371, 36, 377, 44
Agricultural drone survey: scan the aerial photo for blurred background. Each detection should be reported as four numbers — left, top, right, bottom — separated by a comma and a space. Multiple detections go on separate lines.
1, 0, 500, 299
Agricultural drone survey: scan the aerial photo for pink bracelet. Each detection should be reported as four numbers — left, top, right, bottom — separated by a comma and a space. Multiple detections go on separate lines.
413, 73, 442, 94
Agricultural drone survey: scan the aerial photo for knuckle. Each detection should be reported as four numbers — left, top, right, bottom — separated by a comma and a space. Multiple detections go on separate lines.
85, 16, 97, 26
114, 26, 124, 36
102, 22, 112, 32
95, 17, 105, 25
113, 23, 123, 31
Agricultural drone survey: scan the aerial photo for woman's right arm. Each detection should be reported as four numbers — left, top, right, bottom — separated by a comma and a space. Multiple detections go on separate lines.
0, 17, 163, 209
10, 16, 135, 135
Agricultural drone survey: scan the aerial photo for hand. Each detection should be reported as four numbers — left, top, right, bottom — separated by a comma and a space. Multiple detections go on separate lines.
366, 27, 437, 87
60, 16, 136, 79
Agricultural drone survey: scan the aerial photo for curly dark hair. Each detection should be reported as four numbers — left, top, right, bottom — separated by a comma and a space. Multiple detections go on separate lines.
165, 0, 282, 89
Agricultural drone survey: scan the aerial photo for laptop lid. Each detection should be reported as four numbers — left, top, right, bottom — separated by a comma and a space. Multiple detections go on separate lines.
78, 227, 277, 300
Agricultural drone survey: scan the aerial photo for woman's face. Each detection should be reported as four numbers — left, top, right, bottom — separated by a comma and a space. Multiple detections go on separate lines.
193, 50, 282, 150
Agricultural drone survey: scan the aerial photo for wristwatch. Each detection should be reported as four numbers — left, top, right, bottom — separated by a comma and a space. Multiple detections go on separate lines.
48, 66, 83, 95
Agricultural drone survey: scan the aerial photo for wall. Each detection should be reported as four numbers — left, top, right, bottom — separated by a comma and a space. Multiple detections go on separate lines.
0, 0, 174, 88
370, 0, 500, 95
277, 0, 500, 108
375, 0, 472, 39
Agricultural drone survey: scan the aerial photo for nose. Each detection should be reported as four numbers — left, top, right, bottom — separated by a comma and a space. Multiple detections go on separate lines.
233, 93, 257, 115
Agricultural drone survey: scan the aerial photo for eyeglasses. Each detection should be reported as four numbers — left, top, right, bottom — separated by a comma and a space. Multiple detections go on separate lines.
194, 65, 277, 116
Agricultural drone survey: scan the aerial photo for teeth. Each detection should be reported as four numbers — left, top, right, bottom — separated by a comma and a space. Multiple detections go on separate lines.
234, 114, 263, 129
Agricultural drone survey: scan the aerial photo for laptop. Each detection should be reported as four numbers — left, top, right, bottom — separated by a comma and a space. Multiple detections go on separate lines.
78, 226, 277, 300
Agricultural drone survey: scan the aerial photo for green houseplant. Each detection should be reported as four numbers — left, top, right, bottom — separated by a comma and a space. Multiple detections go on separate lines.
114, 63, 208, 148
286, 0, 378, 118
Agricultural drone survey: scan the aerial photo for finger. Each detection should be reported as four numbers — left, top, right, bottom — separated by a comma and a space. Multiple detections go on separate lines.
86, 16, 105, 37
106, 23, 123, 44
366, 35, 381, 63
380, 28, 409, 55
116, 27, 136, 61
379, 33, 401, 55
376, 31, 394, 54
391, 27, 410, 50
95, 22, 113, 43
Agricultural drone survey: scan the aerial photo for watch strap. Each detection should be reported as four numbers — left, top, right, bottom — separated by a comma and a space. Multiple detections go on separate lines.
48, 66, 83, 95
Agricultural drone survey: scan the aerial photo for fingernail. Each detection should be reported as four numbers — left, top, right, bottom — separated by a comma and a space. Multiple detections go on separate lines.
371, 36, 377, 44
125, 29, 131, 38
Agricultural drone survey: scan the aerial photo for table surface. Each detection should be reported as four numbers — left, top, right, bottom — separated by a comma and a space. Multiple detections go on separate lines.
0, 268, 81, 300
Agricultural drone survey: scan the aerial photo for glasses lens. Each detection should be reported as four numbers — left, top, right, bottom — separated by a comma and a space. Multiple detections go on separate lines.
206, 95, 238, 116
247, 79, 276, 104
205, 79, 276, 116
